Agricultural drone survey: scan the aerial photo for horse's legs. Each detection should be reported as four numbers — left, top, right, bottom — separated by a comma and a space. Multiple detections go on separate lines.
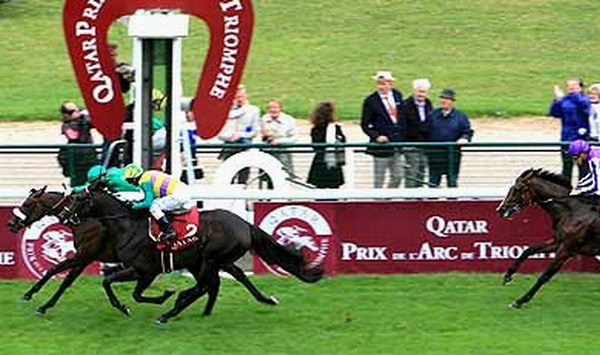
509, 248, 571, 309
156, 263, 214, 323
101, 266, 141, 316
36, 265, 85, 315
222, 264, 278, 305
503, 239, 557, 285
132, 273, 175, 305
202, 270, 221, 316
23, 256, 86, 301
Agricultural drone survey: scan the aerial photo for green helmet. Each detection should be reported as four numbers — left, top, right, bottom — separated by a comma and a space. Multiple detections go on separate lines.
87, 165, 107, 182
123, 164, 144, 180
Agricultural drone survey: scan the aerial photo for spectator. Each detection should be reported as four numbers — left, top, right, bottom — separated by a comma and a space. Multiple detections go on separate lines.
307, 101, 346, 188
57, 101, 98, 186
549, 77, 591, 182
403, 78, 433, 188
360, 71, 406, 188
427, 89, 473, 188
588, 84, 600, 142
217, 85, 261, 183
180, 98, 203, 183
261, 98, 297, 176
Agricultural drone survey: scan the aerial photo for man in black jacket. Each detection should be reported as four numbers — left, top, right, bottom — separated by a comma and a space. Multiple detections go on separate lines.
360, 71, 407, 188
403, 78, 433, 188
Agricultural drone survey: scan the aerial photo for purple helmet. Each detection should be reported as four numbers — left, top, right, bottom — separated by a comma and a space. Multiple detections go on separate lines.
568, 139, 591, 156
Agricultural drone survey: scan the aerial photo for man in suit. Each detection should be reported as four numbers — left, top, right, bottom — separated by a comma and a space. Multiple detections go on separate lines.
403, 78, 433, 188
361, 71, 407, 188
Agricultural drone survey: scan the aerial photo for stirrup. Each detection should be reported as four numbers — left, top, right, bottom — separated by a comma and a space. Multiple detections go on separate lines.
159, 230, 176, 243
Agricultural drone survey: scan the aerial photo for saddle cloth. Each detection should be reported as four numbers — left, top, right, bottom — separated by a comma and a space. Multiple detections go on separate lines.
149, 206, 201, 251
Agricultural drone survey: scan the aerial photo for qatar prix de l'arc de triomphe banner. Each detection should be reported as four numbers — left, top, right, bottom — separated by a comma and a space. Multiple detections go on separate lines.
253, 201, 600, 275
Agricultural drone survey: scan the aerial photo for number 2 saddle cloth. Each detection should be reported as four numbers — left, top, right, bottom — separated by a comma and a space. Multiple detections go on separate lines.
148, 206, 202, 252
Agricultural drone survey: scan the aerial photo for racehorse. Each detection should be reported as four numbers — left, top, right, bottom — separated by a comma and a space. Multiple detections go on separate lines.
57, 189, 323, 323
496, 168, 600, 308
7, 187, 283, 316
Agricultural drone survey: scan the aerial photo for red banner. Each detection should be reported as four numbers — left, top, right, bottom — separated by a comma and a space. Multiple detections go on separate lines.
0, 208, 99, 279
63, 0, 254, 139
254, 201, 600, 275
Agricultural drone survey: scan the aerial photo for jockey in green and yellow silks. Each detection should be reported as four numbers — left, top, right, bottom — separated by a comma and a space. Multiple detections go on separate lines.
73, 165, 140, 194
123, 163, 194, 242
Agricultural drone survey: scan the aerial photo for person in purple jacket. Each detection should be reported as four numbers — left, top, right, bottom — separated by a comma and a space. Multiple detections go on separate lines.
549, 77, 591, 183
567, 139, 599, 195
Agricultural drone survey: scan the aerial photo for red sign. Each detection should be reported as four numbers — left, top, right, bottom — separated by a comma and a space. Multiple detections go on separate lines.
0, 208, 99, 279
254, 201, 599, 275
63, 0, 254, 139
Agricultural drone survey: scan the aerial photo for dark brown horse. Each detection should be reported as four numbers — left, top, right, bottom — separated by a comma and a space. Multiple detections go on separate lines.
497, 168, 600, 308
57, 189, 323, 323
7, 187, 281, 316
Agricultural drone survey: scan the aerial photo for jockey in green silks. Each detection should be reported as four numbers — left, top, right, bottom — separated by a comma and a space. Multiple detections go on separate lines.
73, 165, 141, 194
122, 163, 194, 242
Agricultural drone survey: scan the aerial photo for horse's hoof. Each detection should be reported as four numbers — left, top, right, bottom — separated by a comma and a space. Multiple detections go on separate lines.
120, 306, 131, 317
267, 296, 279, 305
35, 308, 46, 316
503, 274, 513, 285
155, 316, 168, 324
22, 294, 32, 301
508, 302, 521, 310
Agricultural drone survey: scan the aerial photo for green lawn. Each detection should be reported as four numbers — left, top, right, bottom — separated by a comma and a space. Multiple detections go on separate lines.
1, 0, 600, 121
2, 273, 600, 354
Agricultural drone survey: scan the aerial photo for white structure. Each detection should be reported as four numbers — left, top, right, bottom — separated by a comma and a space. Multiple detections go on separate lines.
128, 11, 190, 178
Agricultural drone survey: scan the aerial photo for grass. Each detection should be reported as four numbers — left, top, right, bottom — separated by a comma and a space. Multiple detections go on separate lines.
1, 0, 600, 121
2, 273, 600, 354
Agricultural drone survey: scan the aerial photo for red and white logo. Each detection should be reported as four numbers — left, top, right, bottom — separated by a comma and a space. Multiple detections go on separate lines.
21, 216, 76, 279
258, 205, 331, 276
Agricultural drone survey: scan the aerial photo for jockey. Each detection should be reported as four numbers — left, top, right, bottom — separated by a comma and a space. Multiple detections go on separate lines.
568, 139, 600, 195
122, 163, 193, 242
73, 165, 140, 194
72, 165, 107, 193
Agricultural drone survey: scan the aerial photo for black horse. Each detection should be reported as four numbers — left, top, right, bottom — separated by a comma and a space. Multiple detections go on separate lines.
7, 187, 282, 316
58, 189, 323, 323
497, 168, 600, 308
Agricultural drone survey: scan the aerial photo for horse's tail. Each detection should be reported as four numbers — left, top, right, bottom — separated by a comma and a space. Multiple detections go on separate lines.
250, 226, 323, 283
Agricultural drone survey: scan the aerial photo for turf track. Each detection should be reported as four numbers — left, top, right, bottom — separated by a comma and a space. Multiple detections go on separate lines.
2, 273, 600, 354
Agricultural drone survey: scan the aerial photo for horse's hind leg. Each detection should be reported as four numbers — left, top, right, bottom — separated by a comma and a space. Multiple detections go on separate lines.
222, 264, 278, 305
503, 239, 556, 285
132, 273, 175, 305
509, 248, 571, 309
202, 270, 221, 317
36, 265, 86, 315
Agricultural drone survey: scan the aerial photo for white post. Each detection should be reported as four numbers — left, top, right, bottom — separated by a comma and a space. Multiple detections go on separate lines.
131, 37, 144, 166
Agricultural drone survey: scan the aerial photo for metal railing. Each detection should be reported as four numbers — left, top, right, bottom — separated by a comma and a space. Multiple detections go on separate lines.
0, 141, 571, 202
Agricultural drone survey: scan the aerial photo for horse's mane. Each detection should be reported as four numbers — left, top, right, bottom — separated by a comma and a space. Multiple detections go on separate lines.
520, 168, 573, 190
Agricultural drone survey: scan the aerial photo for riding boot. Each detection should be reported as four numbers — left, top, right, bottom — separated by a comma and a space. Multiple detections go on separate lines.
157, 216, 176, 242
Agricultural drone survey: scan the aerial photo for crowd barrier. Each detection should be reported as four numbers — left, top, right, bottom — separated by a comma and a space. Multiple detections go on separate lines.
253, 200, 600, 275
4, 199, 600, 280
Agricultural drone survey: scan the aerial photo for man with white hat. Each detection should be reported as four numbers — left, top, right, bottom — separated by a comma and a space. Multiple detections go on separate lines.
403, 78, 433, 187
360, 71, 406, 188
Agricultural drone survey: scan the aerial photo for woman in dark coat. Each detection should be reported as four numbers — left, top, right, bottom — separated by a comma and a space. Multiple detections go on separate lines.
307, 101, 346, 188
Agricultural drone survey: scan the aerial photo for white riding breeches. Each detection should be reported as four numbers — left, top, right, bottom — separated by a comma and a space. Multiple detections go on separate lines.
149, 185, 193, 220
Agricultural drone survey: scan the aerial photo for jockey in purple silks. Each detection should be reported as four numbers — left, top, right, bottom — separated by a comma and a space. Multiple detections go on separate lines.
567, 139, 600, 195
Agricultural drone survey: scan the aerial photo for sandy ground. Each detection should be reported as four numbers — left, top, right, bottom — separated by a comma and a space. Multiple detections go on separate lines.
0, 116, 560, 144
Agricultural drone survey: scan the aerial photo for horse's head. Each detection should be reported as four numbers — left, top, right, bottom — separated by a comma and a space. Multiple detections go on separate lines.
497, 169, 572, 219
7, 186, 67, 233
57, 191, 95, 226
